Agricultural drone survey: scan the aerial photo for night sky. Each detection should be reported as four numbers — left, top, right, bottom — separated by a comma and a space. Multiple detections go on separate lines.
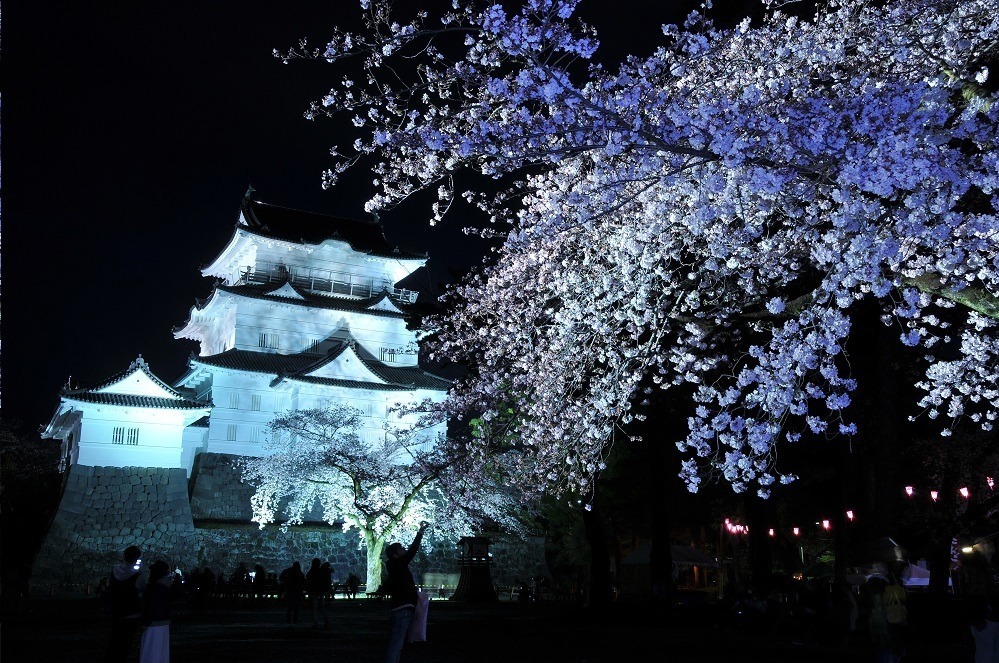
2, 1, 761, 431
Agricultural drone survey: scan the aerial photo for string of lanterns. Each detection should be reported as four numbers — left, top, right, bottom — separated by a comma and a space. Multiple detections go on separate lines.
724, 515, 849, 537
724, 478, 994, 538
904, 478, 992, 501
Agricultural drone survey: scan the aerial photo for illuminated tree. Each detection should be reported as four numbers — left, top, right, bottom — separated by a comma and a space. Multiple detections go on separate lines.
241, 404, 526, 589
295, 0, 999, 499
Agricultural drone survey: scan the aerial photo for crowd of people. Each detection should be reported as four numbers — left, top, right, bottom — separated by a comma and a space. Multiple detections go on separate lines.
168, 560, 362, 610
100, 523, 431, 663
713, 552, 999, 663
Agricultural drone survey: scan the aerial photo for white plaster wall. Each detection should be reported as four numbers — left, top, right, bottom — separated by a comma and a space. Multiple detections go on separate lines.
253, 241, 412, 287
200, 367, 446, 459
74, 406, 196, 469
181, 425, 209, 475
229, 298, 417, 363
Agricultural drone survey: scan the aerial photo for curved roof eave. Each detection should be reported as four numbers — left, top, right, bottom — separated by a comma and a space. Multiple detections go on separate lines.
173, 288, 227, 339
62, 392, 212, 411
201, 227, 255, 278
214, 283, 411, 319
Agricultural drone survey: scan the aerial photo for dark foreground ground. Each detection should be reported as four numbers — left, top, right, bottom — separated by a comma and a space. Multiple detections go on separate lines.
1, 592, 975, 663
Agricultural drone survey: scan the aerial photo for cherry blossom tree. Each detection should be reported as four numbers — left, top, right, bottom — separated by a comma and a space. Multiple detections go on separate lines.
240, 404, 527, 589
293, 0, 999, 499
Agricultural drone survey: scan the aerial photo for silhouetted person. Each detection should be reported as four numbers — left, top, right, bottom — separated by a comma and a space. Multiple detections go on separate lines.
866, 574, 899, 663
345, 573, 361, 600
231, 563, 250, 601
279, 561, 306, 624
139, 560, 172, 663
884, 565, 908, 658
253, 564, 267, 604
383, 521, 429, 663
199, 567, 215, 605
961, 551, 999, 663
307, 558, 330, 628
105, 545, 146, 663
320, 562, 334, 606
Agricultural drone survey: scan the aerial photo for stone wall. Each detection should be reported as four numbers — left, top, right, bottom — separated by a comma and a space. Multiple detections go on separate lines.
187, 526, 543, 589
34, 465, 195, 587
34, 461, 550, 591
190, 523, 368, 580
189, 452, 324, 522
189, 453, 255, 521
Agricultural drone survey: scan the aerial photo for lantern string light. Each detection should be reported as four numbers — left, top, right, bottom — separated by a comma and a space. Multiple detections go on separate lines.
904, 483, 987, 500
727, 507, 856, 539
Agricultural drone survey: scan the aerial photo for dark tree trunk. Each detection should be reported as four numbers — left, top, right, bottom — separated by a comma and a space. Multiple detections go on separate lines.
649, 486, 674, 604
745, 495, 773, 595
580, 500, 614, 608
648, 403, 687, 609
834, 451, 853, 575
852, 303, 902, 562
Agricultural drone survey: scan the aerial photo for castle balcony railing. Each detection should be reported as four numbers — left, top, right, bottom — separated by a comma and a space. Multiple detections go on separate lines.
236, 261, 418, 303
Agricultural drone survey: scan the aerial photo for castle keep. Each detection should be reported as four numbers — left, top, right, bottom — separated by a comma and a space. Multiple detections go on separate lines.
36, 192, 546, 588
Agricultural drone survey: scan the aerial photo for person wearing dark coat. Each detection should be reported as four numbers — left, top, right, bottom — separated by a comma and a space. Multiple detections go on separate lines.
105, 545, 146, 663
383, 522, 429, 663
306, 558, 331, 628
279, 561, 306, 625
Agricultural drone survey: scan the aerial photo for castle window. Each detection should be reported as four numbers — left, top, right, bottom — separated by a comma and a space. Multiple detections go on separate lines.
307, 339, 322, 354
379, 348, 398, 363
250, 426, 262, 443
258, 333, 280, 349
226, 424, 237, 442
112, 427, 139, 445
229, 393, 239, 409
250, 394, 262, 411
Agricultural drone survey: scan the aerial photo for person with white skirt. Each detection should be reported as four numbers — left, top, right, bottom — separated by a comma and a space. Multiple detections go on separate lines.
140, 560, 173, 663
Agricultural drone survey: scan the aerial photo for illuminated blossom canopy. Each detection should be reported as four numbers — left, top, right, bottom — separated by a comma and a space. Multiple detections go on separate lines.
296, 0, 999, 498
241, 404, 526, 588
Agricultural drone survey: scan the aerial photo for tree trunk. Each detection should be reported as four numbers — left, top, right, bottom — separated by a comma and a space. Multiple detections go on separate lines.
363, 530, 386, 591
649, 500, 674, 603
746, 495, 772, 595
580, 501, 614, 608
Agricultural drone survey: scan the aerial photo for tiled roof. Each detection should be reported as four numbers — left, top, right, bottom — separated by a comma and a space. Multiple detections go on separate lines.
241, 196, 425, 260
282, 376, 420, 391
192, 349, 320, 374
62, 392, 210, 410
192, 338, 451, 392
354, 355, 451, 391
214, 283, 411, 318
300, 341, 451, 391
79, 356, 189, 399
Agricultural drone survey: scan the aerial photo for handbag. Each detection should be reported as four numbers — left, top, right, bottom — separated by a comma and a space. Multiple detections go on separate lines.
407, 591, 431, 642
885, 587, 907, 625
